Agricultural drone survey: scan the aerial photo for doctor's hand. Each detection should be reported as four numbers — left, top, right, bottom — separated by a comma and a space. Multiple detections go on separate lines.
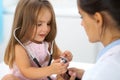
69, 72, 76, 80
61, 50, 73, 62
56, 72, 76, 80
57, 68, 83, 80
68, 67, 84, 79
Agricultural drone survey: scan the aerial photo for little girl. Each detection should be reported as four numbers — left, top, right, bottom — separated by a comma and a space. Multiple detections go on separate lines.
2, 0, 72, 80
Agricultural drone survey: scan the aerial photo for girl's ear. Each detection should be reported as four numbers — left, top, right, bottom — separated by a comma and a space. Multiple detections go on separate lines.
94, 12, 103, 27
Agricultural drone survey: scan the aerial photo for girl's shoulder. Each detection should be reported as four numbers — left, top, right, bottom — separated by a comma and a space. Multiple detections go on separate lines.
15, 44, 26, 54
14, 44, 29, 62
15, 44, 24, 49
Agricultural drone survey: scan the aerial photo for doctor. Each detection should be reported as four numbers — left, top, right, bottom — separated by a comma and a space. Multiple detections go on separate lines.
62, 0, 120, 80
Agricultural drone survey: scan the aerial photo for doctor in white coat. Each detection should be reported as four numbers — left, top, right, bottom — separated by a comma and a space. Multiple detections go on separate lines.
59, 0, 120, 80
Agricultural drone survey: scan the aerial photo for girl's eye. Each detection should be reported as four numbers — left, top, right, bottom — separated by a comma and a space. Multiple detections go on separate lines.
47, 23, 51, 26
37, 23, 42, 27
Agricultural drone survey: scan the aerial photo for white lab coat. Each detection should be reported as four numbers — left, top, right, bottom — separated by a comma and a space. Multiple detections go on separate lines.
82, 44, 120, 80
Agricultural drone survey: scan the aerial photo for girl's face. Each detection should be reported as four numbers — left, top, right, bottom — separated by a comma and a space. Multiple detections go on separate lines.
78, 8, 101, 42
33, 9, 51, 42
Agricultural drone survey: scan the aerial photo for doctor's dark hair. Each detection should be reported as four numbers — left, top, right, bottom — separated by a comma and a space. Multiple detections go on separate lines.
4, 0, 57, 67
77, 0, 120, 26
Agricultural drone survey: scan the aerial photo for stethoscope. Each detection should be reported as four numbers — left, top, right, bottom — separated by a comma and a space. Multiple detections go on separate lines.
13, 27, 53, 80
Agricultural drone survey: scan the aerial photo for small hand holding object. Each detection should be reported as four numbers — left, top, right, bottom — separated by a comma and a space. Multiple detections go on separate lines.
60, 56, 68, 63
50, 59, 69, 74
61, 50, 73, 62
59, 56, 81, 80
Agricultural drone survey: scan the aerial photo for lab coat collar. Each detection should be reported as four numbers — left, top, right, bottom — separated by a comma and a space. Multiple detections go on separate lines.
96, 39, 120, 61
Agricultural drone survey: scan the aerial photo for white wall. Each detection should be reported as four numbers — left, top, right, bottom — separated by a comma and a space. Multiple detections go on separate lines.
56, 16, 97, 63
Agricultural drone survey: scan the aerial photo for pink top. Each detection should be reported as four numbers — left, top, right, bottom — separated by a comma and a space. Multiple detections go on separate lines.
11, 41, 56, 80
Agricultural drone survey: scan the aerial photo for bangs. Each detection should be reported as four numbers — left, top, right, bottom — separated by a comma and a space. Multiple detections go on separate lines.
19, 0, 57, 43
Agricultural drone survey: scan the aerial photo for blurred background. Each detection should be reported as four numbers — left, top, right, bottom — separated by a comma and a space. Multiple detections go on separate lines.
0, 0, 103, 63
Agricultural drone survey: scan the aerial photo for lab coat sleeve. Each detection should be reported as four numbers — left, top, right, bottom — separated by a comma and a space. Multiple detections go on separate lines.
82, 54, 120, 80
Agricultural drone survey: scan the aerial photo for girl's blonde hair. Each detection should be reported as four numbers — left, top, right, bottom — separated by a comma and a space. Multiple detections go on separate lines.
4, 0, 57, 68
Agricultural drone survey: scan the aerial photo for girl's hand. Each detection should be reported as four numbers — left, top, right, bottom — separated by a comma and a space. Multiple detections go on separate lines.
61, 50, 73, 62
49, 59, 69, 74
